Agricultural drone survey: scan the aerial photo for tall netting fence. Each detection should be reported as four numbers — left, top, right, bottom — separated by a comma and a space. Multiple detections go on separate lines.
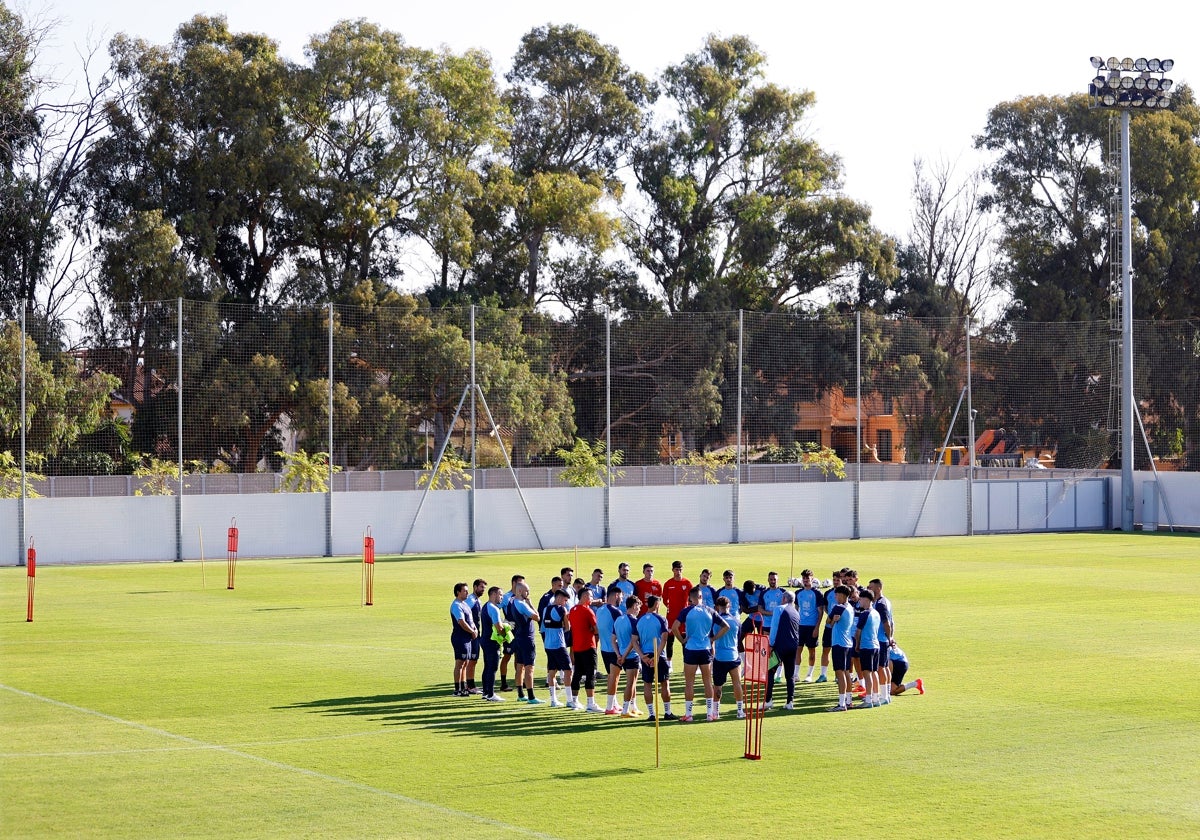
4, 304, 1196, 515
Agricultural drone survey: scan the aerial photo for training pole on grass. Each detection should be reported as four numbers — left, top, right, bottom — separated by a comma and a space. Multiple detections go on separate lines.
199, 526, 206, 589
226, 517, 239, 590
25, 539, 36, 622
789, 526, 795, 581
362, 527, 375, 606
653, 636, 661, 768
743, 631, 769, 760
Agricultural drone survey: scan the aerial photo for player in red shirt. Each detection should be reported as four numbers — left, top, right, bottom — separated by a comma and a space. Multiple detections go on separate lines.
633, 563, 662, 612
661, 560, 692, 666
568, 598, 602, 712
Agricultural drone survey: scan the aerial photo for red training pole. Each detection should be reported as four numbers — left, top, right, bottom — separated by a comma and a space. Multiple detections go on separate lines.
26, 539, 36, 622
362, 527, 375, 606
226, 517, 239, 590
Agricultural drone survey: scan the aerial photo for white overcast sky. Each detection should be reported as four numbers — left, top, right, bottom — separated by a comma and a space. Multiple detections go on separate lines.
27, 0, 1200, 240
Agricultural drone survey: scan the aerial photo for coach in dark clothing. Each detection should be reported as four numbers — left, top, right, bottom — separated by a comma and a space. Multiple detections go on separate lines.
765, 592, 800, 708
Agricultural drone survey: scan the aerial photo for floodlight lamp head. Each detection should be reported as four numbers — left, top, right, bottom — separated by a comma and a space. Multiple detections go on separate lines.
1120, 76, 1134, 90
1134, 58, 1148, 71
1102, 93, 1117, 107
1148, 59, 1161, 72
1120, 57, 1134, 70
1090, 56, 1104, 68
1161, 59, 1173, 72
1161, 78, 1173, 91
1107, 56, 1120, 70
1134, 77, 1146, 90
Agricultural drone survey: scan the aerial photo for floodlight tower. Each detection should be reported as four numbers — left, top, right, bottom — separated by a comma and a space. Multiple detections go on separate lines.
1088, 55, 1175, 532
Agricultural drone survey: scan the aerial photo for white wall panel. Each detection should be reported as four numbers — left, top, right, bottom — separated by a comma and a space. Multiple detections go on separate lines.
739, 483, 854, 542
610, 485, 733, 546
25, 496, 175, 563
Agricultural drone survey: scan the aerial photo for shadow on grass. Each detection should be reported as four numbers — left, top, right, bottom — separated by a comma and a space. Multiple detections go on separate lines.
281, 676, 841, 738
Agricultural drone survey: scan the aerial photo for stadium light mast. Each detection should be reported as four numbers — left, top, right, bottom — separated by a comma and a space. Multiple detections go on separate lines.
1088, 55, 1175, 532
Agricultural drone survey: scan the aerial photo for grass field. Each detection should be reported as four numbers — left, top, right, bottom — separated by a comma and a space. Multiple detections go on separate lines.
2, 533, 1199, 839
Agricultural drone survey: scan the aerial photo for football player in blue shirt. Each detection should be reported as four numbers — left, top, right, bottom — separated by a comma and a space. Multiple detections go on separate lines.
505, 582, 541, 703
854, 589, 882, 708
868, 578, 894, 701
695, 569, 718, 608
711, 596, 745, 720
817, 569, 842, 682
450, 582, 478, 697
716, 570, 742, 622
595, 586, 624, 714
794, 570, 823, 683
542, 590, 573, 707
614, 596, 643, 716
670, 587, 730, 722
888, 644, 924, 696
636, 595, 677, 721
498, 574, 524, 692
480, 585, 508, 702
826, 584, 857, 711
612, 563, 636, 613
585, 568, 606, 605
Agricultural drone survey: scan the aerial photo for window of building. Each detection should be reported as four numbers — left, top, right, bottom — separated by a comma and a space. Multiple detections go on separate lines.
877, 429, 893, 462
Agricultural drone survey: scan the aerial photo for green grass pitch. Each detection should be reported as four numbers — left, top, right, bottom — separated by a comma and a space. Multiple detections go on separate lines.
2, 532, 1199, 838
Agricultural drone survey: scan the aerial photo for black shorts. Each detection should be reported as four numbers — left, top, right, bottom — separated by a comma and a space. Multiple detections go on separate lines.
891, 659, 908, 686
572, 648, 598, 674
640, 655, 669, 684
713, 658, 740, 686
513, 637, 536, 666
682, 648, 713, 666
470, 637, 481, 657
858, 648, 879, 672
832, 645, 853, 671
452, 635, 476, 661
546, 648, 571, 671
822, 624, 833, 648
799, 626, 819, 649
502, 641, 512, 656
622, 655, 641, 671
601, 650, 620, 671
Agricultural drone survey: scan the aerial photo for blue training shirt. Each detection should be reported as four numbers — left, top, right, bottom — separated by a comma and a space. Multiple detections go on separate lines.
679, 604, 717, 651
542, 604, 568, 650
596, 604, 620, 653
857, 608, 881, 650
794, 587, 823, 626
759, 587, 785, 628
829, 603, 855, 648
636, 613, 668, 656
874, 596, 893, 644
713, 614, 739, 662
695, 585, 717, 609
613, 579, 636, 612
717, 586, 743, 618
614, 614, 638, 659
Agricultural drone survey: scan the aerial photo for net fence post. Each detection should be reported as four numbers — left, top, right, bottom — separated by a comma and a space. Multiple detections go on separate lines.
966, 315, 975, 536
733, 309, 742, 544
604, 309, 612, 548
468, 304, 476, 553
853, 310, 861, 540
175, 297, 183, 561
17, 305, 27, 566
326, 301, 334, 557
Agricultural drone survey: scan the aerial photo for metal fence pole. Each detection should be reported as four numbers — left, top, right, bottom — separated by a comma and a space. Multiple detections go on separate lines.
175, 298, 183, 560
733, 310, 742, 544
468, 305, 476, 553
326, 301, 334, 557
966, 316, 975, 536
853, 311, 861, 540
604, 309, 612, 548
18, 306, 26, 566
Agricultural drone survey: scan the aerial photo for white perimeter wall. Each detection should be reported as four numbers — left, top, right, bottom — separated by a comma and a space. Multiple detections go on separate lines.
6, 473, 1197, 565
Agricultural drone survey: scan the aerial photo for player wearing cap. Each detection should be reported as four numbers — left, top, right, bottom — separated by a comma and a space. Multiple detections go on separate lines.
712, 596, 745, 720
480, 586, 508, 702
614, 597, 643, 716
793, 570, 823, 683
506, 582, 541, 703
766, 591, 800, 710
661, 560, 692, 668
635, 595, 676, 721
450, 582, 479, 697
671, 587, 729, 722
854, 589, 882, 708
826, 584, 856, 711
596, 586, 624, 714
568, 591, 602, 712
817, 569, 841, 682
889, 644, 924, 696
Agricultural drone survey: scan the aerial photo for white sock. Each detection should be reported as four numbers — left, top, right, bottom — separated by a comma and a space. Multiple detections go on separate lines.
737, 700, 744, 712
820, 665, 828, 676
606, 694, 616, 710
664, 701, 672, 715
905, 680, 917, 690
713, 701, 720, 718
622, 700, 630, 713
550, 686, 558, 702
565, 689, 574, 704
685, 700, 693, 717
806, 666, 814, 678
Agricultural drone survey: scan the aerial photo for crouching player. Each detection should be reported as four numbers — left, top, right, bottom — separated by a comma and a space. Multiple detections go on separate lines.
888, 644, 924, 696
712, 596, 745, 720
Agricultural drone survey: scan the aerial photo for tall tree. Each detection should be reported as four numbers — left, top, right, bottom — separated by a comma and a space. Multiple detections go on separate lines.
627, 35, 894, 313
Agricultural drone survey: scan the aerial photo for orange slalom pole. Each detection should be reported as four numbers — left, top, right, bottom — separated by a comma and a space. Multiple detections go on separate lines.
226, 517, 239, 590
363, 527, 375, 606
26, 539, 36, 622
